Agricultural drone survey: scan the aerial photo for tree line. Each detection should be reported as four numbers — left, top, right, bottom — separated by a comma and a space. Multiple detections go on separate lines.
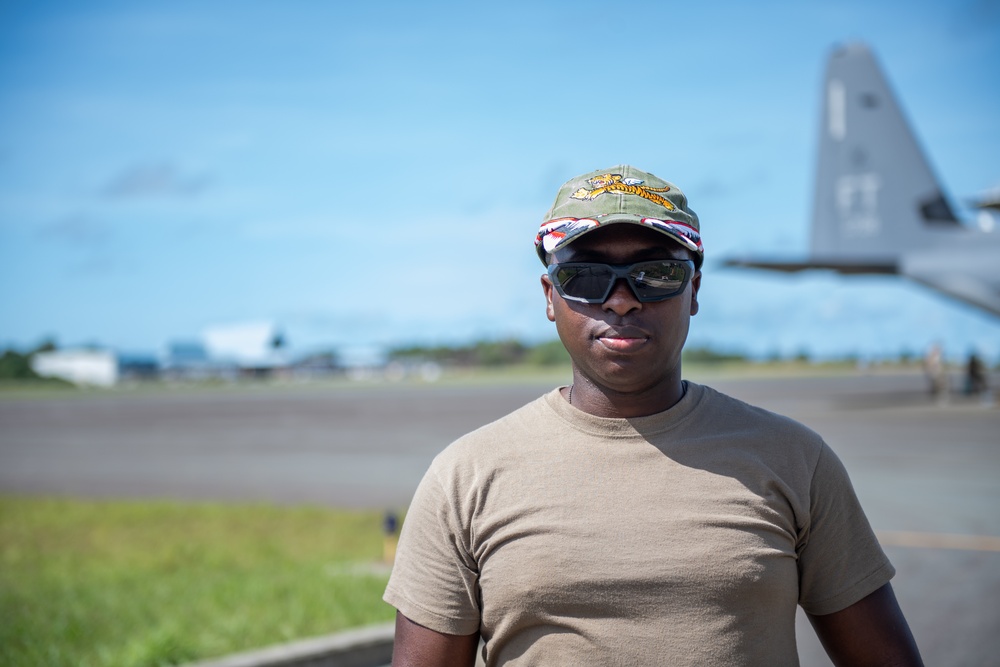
388, 340, 752, 368
0, 340, 58, 380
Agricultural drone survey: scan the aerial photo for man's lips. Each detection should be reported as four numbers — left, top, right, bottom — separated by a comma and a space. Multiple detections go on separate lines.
598, 337, 646, 351
594, 326, 649, 351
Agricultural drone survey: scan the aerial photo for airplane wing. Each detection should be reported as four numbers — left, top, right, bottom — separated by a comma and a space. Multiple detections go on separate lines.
723, 257, 897, 275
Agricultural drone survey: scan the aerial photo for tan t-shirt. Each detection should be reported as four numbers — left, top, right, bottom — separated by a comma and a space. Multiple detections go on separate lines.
384, 382, 893, 666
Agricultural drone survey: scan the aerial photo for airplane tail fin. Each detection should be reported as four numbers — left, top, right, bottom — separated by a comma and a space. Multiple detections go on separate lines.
810, 43, 960, 262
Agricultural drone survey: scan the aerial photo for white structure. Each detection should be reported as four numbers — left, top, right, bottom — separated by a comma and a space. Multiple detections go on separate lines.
32, 350, 119, 387
202, 321, 287, 368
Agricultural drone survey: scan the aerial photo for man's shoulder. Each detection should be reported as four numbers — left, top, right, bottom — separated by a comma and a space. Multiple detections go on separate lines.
690, 382, 827, 447
431, 389, 558, 467
680, 382, 833, 485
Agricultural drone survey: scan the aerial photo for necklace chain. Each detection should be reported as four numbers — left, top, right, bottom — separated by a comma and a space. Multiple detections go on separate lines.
568, 384, 573, 405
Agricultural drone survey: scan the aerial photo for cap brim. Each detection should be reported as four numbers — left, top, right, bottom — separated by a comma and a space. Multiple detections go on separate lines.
537, 215, 703, 266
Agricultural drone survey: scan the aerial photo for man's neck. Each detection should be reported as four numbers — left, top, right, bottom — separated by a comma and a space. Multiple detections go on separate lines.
566, 371, 686, 419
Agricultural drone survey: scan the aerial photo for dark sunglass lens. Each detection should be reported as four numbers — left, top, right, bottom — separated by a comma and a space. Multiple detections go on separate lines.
628, 262, 688, 299
556, 265, 614, 301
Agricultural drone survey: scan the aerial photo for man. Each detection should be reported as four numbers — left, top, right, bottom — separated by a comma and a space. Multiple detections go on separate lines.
384, 165, 923, 666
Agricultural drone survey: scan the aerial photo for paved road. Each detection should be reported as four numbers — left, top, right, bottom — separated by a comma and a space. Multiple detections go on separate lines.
2, 372, 997, 665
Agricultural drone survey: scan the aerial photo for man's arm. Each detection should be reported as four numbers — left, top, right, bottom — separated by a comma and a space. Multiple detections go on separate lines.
391, 611, 480, 667
807, 583, 923, 667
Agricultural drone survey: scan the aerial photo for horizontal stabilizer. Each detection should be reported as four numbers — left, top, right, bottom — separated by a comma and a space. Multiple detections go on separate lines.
971, 189, 1000, 211
723, 257, 898, 275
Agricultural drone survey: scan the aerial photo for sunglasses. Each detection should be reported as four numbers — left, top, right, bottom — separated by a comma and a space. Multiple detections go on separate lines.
547, 259, 695, 304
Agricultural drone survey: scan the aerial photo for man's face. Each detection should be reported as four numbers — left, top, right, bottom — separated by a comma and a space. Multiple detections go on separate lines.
541, 224, 701, 397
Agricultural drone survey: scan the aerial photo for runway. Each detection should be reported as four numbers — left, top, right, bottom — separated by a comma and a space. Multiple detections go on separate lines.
1, 371, 997, 665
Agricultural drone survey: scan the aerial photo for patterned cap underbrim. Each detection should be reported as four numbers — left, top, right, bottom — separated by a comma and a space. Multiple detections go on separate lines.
534, 216, 704, 265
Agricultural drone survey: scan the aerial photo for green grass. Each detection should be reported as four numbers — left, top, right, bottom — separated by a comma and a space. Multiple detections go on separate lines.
0, 497, 396, 667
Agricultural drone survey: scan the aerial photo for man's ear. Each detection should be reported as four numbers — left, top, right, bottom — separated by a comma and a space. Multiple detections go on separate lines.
541, 274, 556, 322
689, 270, 701, 316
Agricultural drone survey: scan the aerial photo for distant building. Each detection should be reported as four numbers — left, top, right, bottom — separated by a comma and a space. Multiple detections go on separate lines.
290, 351, 342, 379
31, 349, 118, 387
160, 340, 236, 381
118, 353, 160, 381
163, 341, 209, 366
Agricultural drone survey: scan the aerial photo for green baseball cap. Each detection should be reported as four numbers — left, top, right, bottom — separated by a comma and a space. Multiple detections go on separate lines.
535, 165, 703, 267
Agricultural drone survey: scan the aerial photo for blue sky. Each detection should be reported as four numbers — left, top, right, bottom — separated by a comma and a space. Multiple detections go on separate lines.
1, 0, 998, 362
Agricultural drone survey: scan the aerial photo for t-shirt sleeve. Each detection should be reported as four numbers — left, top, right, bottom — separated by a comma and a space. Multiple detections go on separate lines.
797, 443, 895, 615
383, 459, 481, 636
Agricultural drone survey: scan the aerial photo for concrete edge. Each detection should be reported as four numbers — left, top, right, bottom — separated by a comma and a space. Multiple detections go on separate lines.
182, 622, 395, 667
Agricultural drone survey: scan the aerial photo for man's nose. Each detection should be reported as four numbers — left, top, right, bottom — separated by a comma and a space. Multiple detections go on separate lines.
602, 278, 641, 316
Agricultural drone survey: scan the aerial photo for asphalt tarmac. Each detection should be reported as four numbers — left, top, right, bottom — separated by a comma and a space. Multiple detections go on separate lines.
1, 371, 997, 666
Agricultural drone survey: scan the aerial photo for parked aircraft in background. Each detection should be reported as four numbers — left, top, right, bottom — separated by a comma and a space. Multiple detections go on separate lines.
725, 42, 1000, 317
